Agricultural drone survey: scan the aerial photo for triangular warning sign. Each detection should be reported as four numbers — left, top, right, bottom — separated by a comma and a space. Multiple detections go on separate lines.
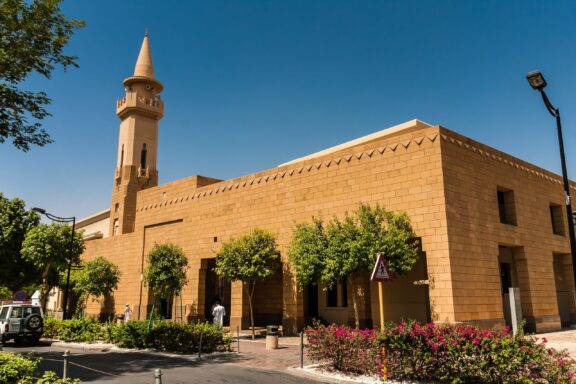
371, 253, 393, 282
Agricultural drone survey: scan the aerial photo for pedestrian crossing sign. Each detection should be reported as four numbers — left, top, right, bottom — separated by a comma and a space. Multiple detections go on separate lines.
371, 252, 393, 282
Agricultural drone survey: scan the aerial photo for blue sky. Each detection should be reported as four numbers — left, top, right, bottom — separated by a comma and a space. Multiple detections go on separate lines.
2, 0, 576, 219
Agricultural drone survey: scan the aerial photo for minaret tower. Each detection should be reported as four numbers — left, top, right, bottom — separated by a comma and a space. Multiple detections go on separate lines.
110, 33, 164, 235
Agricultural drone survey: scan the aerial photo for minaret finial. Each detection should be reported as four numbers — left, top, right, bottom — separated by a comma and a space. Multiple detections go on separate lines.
144, 27, 148, 37
133, 33, 154, 78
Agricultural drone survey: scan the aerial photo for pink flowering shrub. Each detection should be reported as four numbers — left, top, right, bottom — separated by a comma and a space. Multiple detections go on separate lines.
380, 321, 576, 383
305, 323, 380, 375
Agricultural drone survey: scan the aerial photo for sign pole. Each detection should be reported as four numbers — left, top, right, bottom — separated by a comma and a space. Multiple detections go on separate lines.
378, 281, 388, 380
371, 253, 392, 381
378, 281, 384, 329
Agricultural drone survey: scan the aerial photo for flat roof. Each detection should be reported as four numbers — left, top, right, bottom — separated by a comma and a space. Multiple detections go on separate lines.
280, 119, 431, 166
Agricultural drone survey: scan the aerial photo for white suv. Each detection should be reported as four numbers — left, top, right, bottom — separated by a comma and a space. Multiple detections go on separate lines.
0, 303, 44, 345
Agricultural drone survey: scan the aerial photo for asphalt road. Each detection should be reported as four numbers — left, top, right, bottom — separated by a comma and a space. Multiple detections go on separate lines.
1, 341, 324, 384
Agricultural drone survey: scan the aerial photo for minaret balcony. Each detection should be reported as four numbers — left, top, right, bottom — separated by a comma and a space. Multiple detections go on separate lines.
117, 92, 164, 119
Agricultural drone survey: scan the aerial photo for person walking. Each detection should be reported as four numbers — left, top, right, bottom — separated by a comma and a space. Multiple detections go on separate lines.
124, 304, 132, 322
211, 300, 226, 328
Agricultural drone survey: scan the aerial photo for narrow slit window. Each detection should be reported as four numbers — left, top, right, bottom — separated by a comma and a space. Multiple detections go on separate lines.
140, 143, 147, 169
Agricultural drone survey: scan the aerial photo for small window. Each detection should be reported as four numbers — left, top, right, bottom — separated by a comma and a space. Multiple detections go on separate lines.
326, 285, 338, 307
497, 188, 517, 225
213, 236, 218, 243
115, 203, 119, 213
550, 204, 565, 236
0, 307, 8, 321
113, 219, 119, 236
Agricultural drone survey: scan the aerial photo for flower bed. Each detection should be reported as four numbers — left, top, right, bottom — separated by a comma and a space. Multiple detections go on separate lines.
305, 323, 380, 375
305, 321, 576, 383
380, 321, 576, 383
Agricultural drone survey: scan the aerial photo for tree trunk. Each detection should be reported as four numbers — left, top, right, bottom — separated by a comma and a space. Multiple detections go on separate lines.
351, 275, 360, 329
40, 266, 51, 313
244, 282, 256, 340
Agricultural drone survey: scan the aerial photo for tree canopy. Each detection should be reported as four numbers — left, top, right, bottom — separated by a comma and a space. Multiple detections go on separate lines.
288, 203, 420, 327
215, 228, 280, 339
21, 223, 85, 310
0, 193, 39, 290
144, 243, 188, 299
0, 0, 84, 151
74, 256, 120, 302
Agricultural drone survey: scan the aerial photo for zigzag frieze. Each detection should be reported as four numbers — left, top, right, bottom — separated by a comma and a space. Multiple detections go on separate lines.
440, 133, 571, 190
135, 132, 439, 212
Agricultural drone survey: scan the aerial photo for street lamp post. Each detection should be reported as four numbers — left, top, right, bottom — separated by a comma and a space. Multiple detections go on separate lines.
32, 207, 76, 320
526, 70, 576, 294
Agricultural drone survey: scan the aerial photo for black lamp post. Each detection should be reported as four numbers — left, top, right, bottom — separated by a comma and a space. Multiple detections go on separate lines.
31, 207, 76, 320
526, 70, 576, 293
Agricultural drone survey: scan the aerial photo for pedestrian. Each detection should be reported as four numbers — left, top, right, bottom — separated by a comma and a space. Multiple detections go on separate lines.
124, 303, 132, 322
211, 300, 226, 328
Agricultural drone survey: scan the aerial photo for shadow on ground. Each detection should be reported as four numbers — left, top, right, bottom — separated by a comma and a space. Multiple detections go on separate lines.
20, 348, 247, 382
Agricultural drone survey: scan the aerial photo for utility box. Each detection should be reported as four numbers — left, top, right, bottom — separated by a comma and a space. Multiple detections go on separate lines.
266, 325, 279, 350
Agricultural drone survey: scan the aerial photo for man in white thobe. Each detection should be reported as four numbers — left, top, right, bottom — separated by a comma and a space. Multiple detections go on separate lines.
124, 304, 132, 322
212, 301, 226, 328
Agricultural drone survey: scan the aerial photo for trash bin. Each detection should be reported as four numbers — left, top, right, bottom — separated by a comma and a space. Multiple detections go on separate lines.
266, 325, 279, 350
116, 313, 125, 325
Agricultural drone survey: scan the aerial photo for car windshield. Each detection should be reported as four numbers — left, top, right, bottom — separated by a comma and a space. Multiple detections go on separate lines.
0, 307, 8, 321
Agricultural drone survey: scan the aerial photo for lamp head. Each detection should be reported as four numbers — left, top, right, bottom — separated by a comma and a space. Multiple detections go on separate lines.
31, 207, 46, 215
527, 70, 547, 91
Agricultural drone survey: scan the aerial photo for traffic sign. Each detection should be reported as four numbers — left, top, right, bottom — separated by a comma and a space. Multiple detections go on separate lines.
370, 253, 393, 282
13, 290, 27, 301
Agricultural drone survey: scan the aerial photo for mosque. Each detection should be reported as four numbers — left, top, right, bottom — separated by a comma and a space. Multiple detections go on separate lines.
77, 35, 575, 334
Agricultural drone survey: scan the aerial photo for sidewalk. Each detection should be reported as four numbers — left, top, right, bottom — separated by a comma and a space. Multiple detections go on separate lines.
534, 329, 576, 357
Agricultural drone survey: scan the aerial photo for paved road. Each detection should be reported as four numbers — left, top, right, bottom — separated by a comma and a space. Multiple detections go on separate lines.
1, 341, 323, 384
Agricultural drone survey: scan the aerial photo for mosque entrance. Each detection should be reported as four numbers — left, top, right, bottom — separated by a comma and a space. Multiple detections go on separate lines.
203, 259, 231, 326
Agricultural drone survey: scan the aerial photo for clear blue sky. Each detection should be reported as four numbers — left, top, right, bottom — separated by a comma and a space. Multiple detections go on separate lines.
2, 0, 576, 219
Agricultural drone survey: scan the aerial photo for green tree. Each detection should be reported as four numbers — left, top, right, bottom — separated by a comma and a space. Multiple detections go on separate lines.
144, 243, 188, 305
288, 203, 420, 328
73, 257, 120, 312
0, 193, 40, 291
0, 0, 84, 151
215, 228, 280, 339
20, 223, 85, 311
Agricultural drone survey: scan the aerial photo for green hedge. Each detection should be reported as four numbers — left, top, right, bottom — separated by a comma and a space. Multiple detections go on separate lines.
0, 352, 78, 384
45, 318, 231, 353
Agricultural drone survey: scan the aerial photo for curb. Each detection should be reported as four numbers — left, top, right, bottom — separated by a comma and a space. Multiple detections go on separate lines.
286, 366, 380, 384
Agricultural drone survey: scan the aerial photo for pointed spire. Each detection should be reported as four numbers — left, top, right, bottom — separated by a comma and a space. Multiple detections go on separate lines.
133, 33, 155, 78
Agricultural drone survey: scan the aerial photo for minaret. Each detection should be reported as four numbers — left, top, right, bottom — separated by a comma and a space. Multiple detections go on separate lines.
110, 33, 164, 235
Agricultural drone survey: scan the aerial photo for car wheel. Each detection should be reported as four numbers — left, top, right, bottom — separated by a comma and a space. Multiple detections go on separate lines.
24, 314, 43, 332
